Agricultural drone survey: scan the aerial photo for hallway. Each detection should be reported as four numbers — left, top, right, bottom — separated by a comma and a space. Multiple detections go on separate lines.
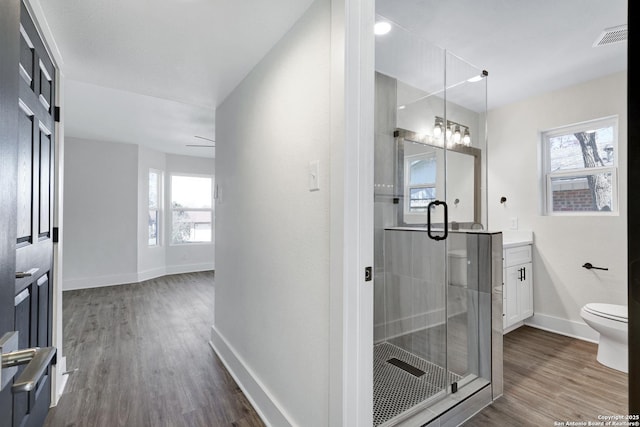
44, 272, 264, 427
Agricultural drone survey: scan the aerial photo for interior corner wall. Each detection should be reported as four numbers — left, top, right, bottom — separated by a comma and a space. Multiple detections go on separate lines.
164, 153, 215, 274
212, 0, 331, 425
487, 71, 627, 339
62, 137, 139, 289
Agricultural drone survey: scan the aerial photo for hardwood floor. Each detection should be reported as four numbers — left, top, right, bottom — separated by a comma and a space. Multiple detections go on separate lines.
464, 326, 629, 426
44, 272, 265, 427
44, 274, 628, 426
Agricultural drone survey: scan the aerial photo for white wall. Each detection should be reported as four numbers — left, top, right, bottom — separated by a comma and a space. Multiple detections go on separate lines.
212, 0, 332, 424
64, 138, 214, 289
487, 71, 627, 340
63, 137, 139, 288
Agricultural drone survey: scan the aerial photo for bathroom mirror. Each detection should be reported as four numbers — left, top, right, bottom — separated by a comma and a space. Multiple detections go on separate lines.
396, 127, 481, 226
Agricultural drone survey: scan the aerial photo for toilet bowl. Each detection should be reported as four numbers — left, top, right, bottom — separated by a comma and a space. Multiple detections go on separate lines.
580, 303, 628, 373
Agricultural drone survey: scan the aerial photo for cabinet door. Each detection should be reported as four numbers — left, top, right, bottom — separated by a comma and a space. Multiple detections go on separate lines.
519, 263, 533, 319
505, 265, 521, 326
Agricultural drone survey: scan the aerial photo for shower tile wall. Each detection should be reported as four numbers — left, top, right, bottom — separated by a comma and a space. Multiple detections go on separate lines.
384, 230, 446, 363
374, 72, 399, 342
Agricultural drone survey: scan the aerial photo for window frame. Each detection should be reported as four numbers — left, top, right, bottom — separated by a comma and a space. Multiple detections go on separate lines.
169, 173, 214, 245
541, 116, 618, 216
148, 168, 163, 247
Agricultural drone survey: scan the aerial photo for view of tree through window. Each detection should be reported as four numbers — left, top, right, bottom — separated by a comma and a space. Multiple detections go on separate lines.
543, 117, 617, 214
171, 175, 213, 243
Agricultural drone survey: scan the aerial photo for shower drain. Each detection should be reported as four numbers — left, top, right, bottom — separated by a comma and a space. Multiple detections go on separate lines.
373, 343, 460, 426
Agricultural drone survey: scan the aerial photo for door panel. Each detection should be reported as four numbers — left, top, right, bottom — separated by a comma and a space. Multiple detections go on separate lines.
1, 2, 56, 426
17, 107, 34, 244
0, 0, 20, 421
13, 289, 32, 427
39, 131, 52, 237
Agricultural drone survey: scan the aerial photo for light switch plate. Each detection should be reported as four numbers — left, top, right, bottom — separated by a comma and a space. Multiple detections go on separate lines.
309, 160, 320, 191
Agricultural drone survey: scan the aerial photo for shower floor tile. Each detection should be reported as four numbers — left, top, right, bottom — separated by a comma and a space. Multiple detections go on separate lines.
373, 343, 461, 426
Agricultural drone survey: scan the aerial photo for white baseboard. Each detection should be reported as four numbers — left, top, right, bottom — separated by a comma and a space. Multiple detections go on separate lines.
63, 272, 140, 290
524, 313, 599, 343
166, 262, 214, 275
63, 263, 215, 290
209, 325, 294, 427
137, 267, 168, 283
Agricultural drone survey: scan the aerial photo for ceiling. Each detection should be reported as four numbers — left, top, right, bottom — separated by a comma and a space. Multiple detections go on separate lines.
38, 0, 317, 158
38, 0, 627, 158
375, 0, 627, 112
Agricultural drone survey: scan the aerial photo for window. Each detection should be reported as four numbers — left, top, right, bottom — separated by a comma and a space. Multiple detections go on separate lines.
171, 174, 213, 244
406, 153, 437, 213
541, 116, 617, 215
148, 169, 162, 246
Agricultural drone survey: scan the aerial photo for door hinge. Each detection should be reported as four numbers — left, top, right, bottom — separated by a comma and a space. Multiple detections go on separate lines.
54, 106, 61, 122
365, 266, 373, 282
52, 227, 59, 243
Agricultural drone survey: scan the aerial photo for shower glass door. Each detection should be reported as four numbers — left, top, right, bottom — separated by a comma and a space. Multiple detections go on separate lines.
373, 16, 489, 427
444, 51, 489, 399
374, 18, 451, 426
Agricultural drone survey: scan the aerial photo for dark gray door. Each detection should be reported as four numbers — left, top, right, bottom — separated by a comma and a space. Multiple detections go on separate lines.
1, 1, 56, 426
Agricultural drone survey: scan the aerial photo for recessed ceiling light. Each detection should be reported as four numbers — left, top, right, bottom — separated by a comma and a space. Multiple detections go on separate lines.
374, 21, 392, 35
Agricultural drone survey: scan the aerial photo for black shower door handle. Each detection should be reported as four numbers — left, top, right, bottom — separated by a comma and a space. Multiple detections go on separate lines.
427, 200, 448, 241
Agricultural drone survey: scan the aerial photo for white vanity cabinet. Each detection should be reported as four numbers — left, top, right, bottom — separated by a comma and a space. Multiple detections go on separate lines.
503, 243, 533, 332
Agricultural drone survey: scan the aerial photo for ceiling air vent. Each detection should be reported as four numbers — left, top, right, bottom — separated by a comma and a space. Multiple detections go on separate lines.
593, 25, 627, 47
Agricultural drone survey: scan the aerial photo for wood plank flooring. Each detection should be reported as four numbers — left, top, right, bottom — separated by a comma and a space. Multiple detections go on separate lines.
44, 273, 628, 426
43, 272, 265, 427
463, 326, 629, 426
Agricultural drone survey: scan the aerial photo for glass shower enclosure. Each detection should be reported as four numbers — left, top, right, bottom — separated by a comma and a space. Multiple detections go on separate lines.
373, 17, 501, 426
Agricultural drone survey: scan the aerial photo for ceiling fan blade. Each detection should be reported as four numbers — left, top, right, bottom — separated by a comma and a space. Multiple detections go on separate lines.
194, 135, 216, 143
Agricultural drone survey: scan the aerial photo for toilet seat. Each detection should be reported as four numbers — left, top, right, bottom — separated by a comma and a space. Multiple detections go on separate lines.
583, 303, 627, 323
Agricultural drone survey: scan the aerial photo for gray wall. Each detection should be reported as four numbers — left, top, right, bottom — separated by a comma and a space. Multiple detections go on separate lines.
63, 138, 139, 288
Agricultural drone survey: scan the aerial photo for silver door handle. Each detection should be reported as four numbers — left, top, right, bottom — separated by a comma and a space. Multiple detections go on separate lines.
0, 332, 56, 393
2, 347, 57, 393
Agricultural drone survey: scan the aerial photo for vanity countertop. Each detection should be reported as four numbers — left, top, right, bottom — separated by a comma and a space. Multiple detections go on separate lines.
385, 226, 501, 234
502, 230, 533, 248
384, 227, 534, 248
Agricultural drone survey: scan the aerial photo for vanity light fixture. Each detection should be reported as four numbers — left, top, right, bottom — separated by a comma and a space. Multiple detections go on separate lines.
463, 128, 471, 145
434, 116, 472, 147
374, 21, 392, 35
433, 119, 442, 138
453, 126, 461, 144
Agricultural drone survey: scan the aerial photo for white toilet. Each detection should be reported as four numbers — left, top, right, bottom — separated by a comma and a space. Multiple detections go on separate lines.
580, 303, 628, 373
